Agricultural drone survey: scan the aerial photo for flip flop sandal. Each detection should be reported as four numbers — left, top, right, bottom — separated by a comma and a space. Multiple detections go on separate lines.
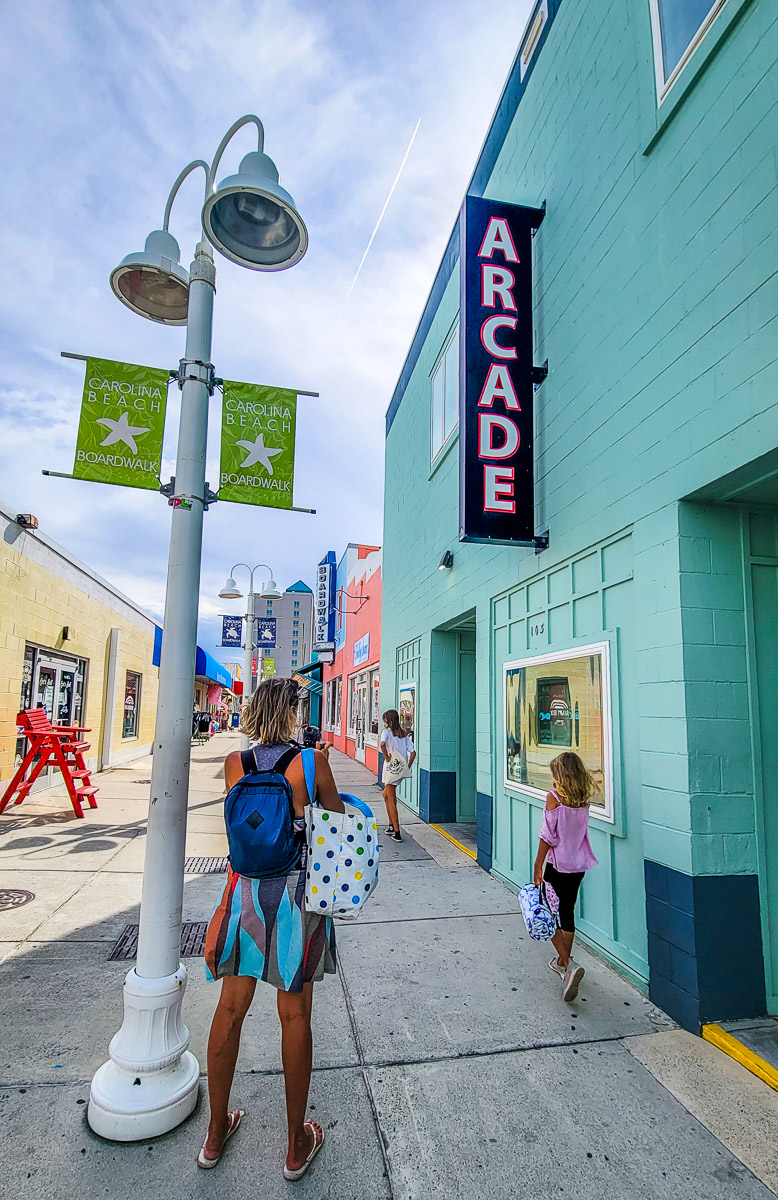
197, 1109, 244, 1169
283, 1119, 325, 1181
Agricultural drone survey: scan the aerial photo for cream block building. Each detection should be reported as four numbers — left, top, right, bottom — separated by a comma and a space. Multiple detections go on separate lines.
0, 500, 160, 789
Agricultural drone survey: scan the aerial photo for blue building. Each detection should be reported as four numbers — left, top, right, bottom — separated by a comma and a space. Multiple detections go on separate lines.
381, 0, 778, 1030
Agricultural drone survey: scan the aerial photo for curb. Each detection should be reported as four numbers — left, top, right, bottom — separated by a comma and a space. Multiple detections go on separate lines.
701, 1023, 778, 1093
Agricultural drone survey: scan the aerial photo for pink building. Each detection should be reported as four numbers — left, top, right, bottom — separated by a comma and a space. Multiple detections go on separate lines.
320, 545, 381, 776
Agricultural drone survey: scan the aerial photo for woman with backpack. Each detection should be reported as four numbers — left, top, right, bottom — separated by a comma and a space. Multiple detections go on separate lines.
200, 677, 345, 1179
380, 708, 415, 842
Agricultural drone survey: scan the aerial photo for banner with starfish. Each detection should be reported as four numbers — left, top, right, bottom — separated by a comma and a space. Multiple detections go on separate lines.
219, 381, 297, 509
72, 357, 170, 491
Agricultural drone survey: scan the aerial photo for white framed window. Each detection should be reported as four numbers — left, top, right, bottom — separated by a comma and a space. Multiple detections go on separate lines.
324, 676, 342, 733
430, 325, 459, 462
368, 667, 380, 746
649, 0, 729, 101
519, 0, 548, 81
347, 674, 358, 737
503, 641, 614, 823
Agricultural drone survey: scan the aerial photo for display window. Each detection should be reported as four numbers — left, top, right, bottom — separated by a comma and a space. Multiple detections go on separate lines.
324, 675, 342, 733
504, 642, 613, 821
123, 671, 141, 739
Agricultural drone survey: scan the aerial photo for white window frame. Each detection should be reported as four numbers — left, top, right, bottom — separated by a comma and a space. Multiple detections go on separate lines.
122, 670, 142, 740
648, 0, 729, 102
430, 324, 459, 463
324, 675, 342, 734
519, 0, 548, 81
367, 666, 380, 747
502, 641, 614, 824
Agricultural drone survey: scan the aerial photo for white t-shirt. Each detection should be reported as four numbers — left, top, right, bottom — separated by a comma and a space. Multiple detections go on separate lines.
380, 728, 414, 760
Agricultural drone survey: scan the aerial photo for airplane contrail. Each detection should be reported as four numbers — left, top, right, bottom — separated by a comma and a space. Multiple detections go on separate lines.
343, 117, 422, 309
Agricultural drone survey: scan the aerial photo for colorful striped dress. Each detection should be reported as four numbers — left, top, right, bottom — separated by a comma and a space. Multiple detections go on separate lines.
204, 743, 337, 992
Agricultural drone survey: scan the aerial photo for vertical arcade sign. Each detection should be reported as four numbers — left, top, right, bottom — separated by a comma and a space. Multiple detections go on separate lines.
459, 197, 545, 544
313, 558, 335, 651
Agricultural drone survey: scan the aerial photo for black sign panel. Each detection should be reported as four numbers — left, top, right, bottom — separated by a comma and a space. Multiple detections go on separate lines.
459, 197, 544, 544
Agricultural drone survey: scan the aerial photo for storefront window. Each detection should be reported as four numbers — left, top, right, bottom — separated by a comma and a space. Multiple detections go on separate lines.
431, 326, 459, 460
325, 675, 342, 733
348, 675, 358, 736
504, 642, 613, 821
369, 668, 380, 740
649, 0, 728, 96
123, 671, 141, 739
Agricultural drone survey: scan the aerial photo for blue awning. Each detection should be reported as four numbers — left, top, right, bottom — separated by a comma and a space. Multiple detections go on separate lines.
195, 647, 232, 688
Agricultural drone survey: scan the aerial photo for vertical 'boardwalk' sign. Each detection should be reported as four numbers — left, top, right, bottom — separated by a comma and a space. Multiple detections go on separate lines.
459, 198, 545, 544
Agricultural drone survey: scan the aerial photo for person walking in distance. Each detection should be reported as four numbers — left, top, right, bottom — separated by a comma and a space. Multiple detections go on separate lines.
380, 708, 415, 842
200, 678, 346, 1179
533, 752, 598, 1002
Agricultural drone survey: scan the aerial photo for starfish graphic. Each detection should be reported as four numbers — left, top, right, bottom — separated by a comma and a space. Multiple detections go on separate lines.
97, 412, 150, 455
236, 433, 284, 474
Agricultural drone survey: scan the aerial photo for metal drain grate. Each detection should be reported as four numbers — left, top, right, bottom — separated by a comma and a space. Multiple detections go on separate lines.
109, 921, 208, 961
184, 856, 228, 874
0, 888, 35, 911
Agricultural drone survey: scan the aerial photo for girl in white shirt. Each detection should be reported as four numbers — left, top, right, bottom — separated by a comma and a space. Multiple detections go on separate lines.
380, 709, 416, 842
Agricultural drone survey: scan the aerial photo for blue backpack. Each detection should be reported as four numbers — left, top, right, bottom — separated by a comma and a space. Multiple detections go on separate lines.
224, 746, 302, 878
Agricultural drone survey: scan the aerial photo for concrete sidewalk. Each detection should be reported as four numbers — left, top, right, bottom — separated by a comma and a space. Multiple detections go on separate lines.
1, 739, 776, 1198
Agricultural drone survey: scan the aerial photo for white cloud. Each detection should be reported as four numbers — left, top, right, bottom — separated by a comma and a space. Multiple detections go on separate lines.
1, 0, 532, 663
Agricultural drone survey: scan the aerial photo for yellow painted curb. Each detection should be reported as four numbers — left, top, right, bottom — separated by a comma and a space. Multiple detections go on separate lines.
701, 1023, 778, 1093
430, 823, 478, 861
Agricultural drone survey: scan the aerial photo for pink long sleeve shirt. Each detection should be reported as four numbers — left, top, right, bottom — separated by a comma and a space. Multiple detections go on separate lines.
539, 791, 598, 874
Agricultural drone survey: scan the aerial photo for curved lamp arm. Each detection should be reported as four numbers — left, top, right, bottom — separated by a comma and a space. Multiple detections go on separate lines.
163, 159, 211, 232
230, 562, 274, 589
208, 115, 265, 191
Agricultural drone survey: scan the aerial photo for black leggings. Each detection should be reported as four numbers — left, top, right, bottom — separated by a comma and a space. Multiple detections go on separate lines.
544, 863, 585, 934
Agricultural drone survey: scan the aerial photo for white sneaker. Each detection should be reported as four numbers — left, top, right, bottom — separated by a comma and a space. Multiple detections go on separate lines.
548, 958, 566, 978
563, 960, 585, 1002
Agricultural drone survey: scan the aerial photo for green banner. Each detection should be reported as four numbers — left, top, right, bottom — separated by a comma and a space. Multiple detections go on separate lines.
73, 357, 169, 491
220, 382, 297, 508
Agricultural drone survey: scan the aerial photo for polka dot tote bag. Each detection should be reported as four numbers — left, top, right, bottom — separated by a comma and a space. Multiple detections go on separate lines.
301, 748, 380, 919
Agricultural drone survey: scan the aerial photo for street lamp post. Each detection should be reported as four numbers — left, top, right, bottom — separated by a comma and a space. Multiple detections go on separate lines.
87, 116, 307, 1142
219, 564, 280, 748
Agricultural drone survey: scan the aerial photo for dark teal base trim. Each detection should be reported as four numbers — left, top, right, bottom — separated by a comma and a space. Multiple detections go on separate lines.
476, 791, 492, 872
419, 769, 456, 824
644, 860, 766, 1031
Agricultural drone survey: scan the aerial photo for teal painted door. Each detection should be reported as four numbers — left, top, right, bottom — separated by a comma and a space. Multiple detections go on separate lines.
751, 562, 778, 1013
457, 643, 476, 822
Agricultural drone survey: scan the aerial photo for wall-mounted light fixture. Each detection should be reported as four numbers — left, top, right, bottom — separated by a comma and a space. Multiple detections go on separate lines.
16, 514, 39, 529
437, 550, 454, 571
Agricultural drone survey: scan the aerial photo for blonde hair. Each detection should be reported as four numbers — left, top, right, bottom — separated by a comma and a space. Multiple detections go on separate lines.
240, 677, 300, 744
550, 752, 595, 808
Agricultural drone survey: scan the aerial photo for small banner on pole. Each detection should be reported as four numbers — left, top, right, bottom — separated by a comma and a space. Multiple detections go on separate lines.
73, 357, 169, 491
256, 617, 277, 648
221, 615, 243, 648
262, 657, 276, 676
220, 382, 297, 508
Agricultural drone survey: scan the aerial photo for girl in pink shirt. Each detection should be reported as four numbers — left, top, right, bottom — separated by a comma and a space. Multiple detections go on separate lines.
533, 752, 598, 1002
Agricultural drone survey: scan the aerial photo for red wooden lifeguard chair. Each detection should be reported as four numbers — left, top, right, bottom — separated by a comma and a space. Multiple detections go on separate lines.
0, 708, 99, 818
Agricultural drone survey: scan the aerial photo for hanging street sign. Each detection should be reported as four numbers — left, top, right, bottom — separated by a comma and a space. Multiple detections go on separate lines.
221, 614, 243, 648
262, 657, 276, 676
219, 382, 297, 508
256, 617, 277, 649
459, 198, 545, 545
313, 555, 335, 651
72, 357, 170, 491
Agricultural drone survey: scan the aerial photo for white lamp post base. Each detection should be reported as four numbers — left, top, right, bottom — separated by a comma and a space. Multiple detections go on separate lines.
88, 964, 200, 1141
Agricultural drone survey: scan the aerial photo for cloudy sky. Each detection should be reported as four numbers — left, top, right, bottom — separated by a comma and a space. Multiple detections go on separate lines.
1, 0, 531, 663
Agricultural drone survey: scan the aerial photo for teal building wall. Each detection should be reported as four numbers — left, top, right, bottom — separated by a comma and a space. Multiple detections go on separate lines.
381, 0, 778, 1028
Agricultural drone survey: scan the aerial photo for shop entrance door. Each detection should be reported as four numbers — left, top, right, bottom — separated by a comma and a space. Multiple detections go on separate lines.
354, 676, 368, 763
751, 554, 778, 1014
457, 630, 477, 823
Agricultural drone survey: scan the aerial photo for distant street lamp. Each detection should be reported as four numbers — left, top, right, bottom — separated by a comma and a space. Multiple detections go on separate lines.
88, 116, 307, 1142
219, 564, 281, 748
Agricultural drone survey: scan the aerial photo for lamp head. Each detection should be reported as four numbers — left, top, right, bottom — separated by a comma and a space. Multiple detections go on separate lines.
260, 579, 282, 599
219, 577, 243, 600
202, 152, 308, 271
437, 550, 454, 571
109, 229, 190, 325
